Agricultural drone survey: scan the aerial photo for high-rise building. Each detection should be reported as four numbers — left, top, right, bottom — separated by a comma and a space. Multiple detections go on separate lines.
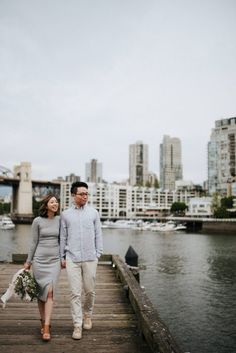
160, 135, 183, 190
208, 117, 236, 195
85, 159, 102, 183
129, 141, 148, 186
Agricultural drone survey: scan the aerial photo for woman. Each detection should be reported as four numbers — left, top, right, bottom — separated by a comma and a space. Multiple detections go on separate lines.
24, 194, 61, 341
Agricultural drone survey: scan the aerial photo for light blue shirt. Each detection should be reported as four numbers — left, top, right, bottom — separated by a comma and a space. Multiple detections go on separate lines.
60, 204, 103, 262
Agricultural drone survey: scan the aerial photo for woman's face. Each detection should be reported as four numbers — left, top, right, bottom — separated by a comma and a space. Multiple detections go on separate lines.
47, 197, 59, 213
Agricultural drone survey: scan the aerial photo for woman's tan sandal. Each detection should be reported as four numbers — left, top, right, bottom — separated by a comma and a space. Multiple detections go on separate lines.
42, 325, 51, 341
40, 319, 45, 335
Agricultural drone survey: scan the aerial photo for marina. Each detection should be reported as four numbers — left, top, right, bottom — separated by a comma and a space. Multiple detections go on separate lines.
102, 219, 187, 232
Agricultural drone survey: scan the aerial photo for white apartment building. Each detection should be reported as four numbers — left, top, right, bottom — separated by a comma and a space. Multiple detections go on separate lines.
160, 135, 183, 191
60, 182, 199, 219
208, 117, 236, 195
186, 197, 213, 217
129, 141, 149, 186
85, 159, 103, 183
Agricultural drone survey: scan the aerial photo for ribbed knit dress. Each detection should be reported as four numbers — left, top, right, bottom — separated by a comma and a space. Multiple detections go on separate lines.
26, 216, 61, 302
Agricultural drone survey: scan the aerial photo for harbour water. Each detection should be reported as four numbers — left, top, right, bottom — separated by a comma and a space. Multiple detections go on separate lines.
0, 225, 236, 353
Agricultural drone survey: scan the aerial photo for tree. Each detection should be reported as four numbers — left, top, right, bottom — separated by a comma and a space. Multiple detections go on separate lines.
214, 206, 230, 218
221, 196, 234, 209
170, 202, 187, 215
211, 192, 221, 215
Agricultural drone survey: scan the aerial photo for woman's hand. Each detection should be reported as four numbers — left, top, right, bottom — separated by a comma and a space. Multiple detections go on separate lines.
23, 262, 31, 270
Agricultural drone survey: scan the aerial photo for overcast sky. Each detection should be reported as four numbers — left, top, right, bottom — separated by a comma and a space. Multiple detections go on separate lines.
1, 0, 236, 184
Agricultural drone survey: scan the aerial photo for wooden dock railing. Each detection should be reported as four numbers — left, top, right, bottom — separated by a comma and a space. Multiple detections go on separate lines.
110, 255, 183, 353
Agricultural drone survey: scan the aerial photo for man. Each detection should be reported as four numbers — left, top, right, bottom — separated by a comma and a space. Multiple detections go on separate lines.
60, 181, 103, 340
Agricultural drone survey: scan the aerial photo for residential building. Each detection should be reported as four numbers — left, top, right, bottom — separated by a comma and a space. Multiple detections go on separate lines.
208, 117, 236, 195
85, 159, 102, 183
186, 197, 213, 217
160, 135, 183, 190
60, 182, 200, 218
129, 141, 148, 186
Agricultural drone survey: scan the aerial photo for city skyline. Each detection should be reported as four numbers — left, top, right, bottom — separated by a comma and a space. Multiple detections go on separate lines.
1, 1, 236, 184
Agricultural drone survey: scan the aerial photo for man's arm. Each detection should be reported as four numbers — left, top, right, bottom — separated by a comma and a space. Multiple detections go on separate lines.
94, 211, 103, 258
60, 213, 67, 268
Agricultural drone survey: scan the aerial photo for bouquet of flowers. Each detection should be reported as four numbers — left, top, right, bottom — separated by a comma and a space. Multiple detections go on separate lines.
14, 270, 40, 301
1, 269, 40, 308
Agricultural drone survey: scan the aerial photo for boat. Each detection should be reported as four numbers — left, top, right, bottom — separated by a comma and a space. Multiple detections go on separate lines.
174, 223, 187, 231
0, 217, 16, 230
158, 221, 177, 232
102, 220, 137, 229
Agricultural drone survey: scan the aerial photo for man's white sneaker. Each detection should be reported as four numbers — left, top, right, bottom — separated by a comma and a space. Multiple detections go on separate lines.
72, 326, 82, 340
83, 317, 92, 330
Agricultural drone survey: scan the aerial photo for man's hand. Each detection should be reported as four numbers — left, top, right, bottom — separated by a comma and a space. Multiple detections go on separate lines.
61, 259, 66, 269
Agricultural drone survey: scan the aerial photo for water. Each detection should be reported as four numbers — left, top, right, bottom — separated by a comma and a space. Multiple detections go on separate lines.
0, 225, 236, 353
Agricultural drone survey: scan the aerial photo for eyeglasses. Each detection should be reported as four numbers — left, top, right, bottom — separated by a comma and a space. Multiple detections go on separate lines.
75, 192, 89, 197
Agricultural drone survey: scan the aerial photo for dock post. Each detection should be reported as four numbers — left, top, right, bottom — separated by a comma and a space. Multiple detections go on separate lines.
125, 246, 139, 282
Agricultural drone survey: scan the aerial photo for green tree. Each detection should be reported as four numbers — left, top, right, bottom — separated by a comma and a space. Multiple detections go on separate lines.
170, 202, 187, 215
0, 202, 10, 215
214, 206, 230, 218
211, 192, 221, 215
221, 196, 234, 209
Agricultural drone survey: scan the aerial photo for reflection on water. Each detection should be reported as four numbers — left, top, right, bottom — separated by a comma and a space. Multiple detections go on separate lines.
0, 225, 236, 353
157, 255, 185, 274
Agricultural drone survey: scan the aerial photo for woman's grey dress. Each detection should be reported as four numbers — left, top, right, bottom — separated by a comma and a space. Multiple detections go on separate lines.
27, 216, 61, 302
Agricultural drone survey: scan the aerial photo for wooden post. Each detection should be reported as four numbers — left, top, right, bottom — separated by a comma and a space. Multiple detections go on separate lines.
125, 246, 139, 282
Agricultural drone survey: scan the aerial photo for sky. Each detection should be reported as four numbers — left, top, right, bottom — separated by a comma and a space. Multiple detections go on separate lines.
1, 0, 236, 184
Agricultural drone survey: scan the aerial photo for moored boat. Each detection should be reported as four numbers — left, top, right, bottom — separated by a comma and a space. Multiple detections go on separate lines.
0, 217, 15, 230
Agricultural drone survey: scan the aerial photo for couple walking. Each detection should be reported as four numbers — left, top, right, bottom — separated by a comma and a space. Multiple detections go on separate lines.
24, 181, 103, 341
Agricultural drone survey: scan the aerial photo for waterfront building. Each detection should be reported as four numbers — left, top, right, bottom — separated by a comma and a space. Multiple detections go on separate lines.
186, 197, 213, 217
208, 117, 236, 195
159, 135, 183, 191
60, 182, 200, 218
129, 141, 149, 186
85, 159, 102, 183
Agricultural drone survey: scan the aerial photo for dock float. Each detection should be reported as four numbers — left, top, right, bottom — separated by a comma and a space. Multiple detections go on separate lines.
0, 255, 183, 353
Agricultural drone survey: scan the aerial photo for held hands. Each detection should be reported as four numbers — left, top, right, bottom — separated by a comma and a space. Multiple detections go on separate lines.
61, 259, 66, 269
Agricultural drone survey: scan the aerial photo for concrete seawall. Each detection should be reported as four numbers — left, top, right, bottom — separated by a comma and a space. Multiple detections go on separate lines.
201, 221, 236, 233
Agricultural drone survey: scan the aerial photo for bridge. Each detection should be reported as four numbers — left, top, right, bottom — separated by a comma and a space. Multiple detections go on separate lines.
0, 162, 61, 222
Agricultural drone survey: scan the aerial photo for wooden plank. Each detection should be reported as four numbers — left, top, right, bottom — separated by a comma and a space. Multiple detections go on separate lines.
0, 262, 152, 353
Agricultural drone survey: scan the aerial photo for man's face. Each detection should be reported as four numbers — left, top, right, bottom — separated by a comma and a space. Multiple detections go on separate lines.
73, 187, 89, 207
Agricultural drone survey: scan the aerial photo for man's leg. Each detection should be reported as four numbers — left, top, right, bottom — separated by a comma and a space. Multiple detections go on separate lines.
82, 258, 98, 329
66, 257, 83, 334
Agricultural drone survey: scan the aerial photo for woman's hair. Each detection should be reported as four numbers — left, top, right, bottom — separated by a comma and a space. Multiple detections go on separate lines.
39, 193, 59, 218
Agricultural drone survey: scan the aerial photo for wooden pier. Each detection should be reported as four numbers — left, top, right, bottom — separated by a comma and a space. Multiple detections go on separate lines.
0, 255, 183, 353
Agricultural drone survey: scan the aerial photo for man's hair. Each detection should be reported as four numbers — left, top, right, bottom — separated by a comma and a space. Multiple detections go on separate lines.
70, 181, 88, 195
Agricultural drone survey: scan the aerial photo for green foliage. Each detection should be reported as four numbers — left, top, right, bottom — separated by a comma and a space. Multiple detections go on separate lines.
221, 196, 234, 209
170, 202, 187, 215
211, 193, 221, 213
213, 206, 230, 218
0, 202, 10, 215
14, 270, 40, 301
32, 198, 41, 217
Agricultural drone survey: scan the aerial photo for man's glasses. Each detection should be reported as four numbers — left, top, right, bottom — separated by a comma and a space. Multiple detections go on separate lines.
75, 192, 89, 197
